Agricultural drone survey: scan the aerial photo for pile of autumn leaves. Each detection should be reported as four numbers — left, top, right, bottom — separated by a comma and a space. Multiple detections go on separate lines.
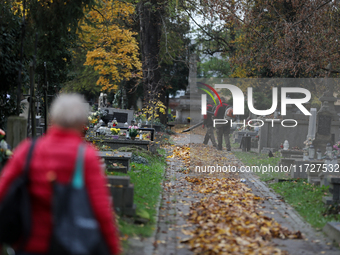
168, 146, 191, 170
172, 145, 302, 254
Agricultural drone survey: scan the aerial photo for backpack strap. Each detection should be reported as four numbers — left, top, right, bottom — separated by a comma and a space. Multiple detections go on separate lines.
19, 138, 37, 250
72, 144, 86, 189
23, 138, 37, 178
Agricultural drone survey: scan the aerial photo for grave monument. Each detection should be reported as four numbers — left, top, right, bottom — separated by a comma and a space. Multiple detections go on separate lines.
313, 101, 333, 155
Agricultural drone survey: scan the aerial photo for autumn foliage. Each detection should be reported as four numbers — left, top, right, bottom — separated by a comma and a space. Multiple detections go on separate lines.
80, 0, 142, 91
168, 144, 302, 254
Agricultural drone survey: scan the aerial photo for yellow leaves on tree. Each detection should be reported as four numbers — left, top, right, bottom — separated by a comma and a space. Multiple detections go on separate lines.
80, 0, 142, 91
142, 100, 166, 121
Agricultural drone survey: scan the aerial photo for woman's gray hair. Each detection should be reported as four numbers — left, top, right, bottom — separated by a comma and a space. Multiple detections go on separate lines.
50, 93, 88, 128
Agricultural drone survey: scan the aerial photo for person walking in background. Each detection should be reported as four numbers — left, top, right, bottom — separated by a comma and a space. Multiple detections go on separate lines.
214, 98, 231, 151
203, 103, 217, 147
0, 94, 121, 255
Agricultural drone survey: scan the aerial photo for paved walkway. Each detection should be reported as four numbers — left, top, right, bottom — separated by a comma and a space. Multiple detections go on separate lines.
125, 133, 340, 254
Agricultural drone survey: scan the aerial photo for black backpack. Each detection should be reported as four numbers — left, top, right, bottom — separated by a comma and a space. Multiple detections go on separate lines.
49, 144, 110, 255
0, 139, 37, 246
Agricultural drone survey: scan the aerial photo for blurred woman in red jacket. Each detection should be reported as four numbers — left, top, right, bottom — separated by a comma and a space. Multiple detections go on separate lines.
0, 94, 121, 255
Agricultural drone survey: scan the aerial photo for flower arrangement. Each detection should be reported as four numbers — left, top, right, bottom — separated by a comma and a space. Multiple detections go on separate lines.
333, 141, 340, 151
134, 112, 146, 122
0, 129, 12, 164
90, 110, 107, 121
303, 137, 314, 147
83, 125, 89, 133
330, 141, 340, 158
142, 133, 150, 140
128, 126, 139, 137
303, 138, 315, 156
88, 115, 98, 125
237, 125, 254, 132
110, 128, 120, 135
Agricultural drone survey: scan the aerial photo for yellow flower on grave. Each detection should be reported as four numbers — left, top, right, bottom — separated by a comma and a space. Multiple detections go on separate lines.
110, 128, 120, 135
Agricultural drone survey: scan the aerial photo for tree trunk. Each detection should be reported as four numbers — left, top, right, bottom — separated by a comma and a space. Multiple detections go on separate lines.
139, 0, 163, 107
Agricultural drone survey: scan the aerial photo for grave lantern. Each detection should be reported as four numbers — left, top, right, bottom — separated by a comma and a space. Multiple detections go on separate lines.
124, 122, 130, 139
316, 149, 322, 160
309, 145, 315, 159
326, 143, 332, 159
283, 140, 289, 150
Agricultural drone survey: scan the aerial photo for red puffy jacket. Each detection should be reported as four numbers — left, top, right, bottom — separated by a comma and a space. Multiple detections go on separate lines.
0, 126, 121, 254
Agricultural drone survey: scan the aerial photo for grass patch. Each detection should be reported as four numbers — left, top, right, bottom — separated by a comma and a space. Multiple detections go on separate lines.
232, 149, 286, 182
231, 142, 240, 149
232, 143, 340, 230
269, 179, 340, 229
108, 147, 166, 237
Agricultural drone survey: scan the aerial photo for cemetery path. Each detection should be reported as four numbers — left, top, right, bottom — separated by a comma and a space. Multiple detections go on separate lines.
125, 133, 340, 255
239, 167, 340, 255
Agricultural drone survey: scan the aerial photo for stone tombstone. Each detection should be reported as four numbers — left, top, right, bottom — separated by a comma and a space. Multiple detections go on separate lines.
313, 101, 333, 154
317, 114, 332, 135
319, 89, 338, 121
101, 108, 134, 125
7, 116, 27, 149
113, 112, 128, 123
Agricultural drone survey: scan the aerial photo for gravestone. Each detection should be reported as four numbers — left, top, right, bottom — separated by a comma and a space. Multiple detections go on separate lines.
307, 108, 317, 139
323, 222, 340, 245
290, 160, 308, 178
7, 116, 27, 149
322, 176, 340, 205
101, 108, 134, 125
113, 112, 128, 123
313, 101, 333, 155
319, 89, 338, 121
280, 150, 303, 158
233, 131, 258, 143
98, 151, 132, 173
107, 176, 135, 216
318, 158, 340, 186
